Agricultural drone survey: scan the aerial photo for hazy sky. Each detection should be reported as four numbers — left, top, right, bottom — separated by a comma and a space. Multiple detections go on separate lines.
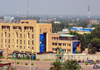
0, 0, 100, 16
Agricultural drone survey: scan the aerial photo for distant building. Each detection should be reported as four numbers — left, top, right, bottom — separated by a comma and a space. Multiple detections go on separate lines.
71, 27, 92, 32
90, 20, 99, 25
54, 21, 61, 24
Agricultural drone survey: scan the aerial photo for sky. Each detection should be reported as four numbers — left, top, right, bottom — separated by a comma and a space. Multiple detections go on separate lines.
0, 0, 100, 16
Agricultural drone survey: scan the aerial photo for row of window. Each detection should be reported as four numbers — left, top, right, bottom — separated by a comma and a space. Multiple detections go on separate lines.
40, 29, 51, 33
52, 48, 71, 52
1, 33, 34, 39
52, 43, 71, 46
1, 39, 34, 45
2, 26, 34, 32
1, 44, 34, 50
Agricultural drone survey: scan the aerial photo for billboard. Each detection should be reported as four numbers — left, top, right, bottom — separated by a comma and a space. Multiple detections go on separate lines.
40, 34, 44, 53
73, 41, 81, 54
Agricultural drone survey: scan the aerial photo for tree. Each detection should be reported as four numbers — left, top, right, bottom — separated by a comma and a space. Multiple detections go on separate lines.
85, 33, 98, 46
64, 60, 83, 70
49, 61, 63, 70
70, 31, 86, 51
89, 38, 100, 54
91, 26, 100, 38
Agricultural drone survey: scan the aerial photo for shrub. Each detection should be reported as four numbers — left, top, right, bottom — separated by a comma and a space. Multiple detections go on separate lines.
86, 62, 88, 65
21, 63, 23, 65
31, 63, 34, 66
90, 63, 92, 65
25, 63, 28, 65
94, 62, 96, 64
17, 62, 19, 64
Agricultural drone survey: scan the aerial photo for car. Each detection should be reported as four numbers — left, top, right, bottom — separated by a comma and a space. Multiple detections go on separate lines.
93, 65, 100, 69
85, 60, 94, 64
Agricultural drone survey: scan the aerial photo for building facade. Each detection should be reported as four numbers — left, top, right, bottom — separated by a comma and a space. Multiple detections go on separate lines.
52, 34, 81, 54
0, 20, 52, 57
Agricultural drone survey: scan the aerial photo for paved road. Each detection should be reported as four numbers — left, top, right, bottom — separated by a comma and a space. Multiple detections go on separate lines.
1, 59, 100, 70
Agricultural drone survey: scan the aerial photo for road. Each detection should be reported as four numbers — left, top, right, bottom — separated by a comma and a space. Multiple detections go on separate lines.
1, 59, 100, 70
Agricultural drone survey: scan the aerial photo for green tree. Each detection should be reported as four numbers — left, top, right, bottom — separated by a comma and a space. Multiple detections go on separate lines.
49, 61, 63, 70
70, 31, 86, 51
91, 26, 100, 38
89, 38, 100, 53
64, 60, 83, 70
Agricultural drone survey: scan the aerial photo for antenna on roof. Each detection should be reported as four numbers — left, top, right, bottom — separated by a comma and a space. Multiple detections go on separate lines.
27, 1, 29, 20
17, 7, 19, 23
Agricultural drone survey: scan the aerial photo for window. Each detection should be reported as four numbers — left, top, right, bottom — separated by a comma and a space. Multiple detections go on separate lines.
28, 40, 30, 45
63, 43, 66, 46
9, 33, 10, 37
28, 46, 30, 49
32, 47, 34, 50
12, 39, 14, 44
16, 46, 18, 48
20, 40, 22, 44
20, 34, 22, 38
8, 39, 10, 43
32, 34, 34, 39
8, 45, 10, 48
16, 40, 18, 44
67, 49, 71, 52
5, 32, 7, 37
20, 46, 22, 49
32, 27, 33, 32
24, 40, 25, 44
32, 40, 34, 45
28, 33, 30, 38
52, 37, 53, 40
24, 46, 25, 49
5, 45, 6, 47
52, 43, 54, 45
16, 33, 18, 38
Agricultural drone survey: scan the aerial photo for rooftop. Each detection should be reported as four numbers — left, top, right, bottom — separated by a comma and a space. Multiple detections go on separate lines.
60, 34, 77, 37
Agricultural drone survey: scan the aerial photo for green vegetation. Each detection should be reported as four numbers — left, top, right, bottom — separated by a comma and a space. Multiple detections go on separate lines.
94, 62, 97, 65
25, 63, 28, 65
2, 66, 17, 70
85, 62, 88, 65
0, 56, 4, 58
17, 62, 19, 64
49, 60, 83, 70
70, 26, 100, 53
31, 63, 34, 66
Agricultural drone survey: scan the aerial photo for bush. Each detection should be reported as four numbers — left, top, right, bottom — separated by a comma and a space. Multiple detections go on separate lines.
90, 63, 92, 65
86, 62, 88, 65
0, 56, 4, 58
21, 63, 23, 65
25, 63, 28, 65
31, 63, 34, 66
94, 62, 96, 64
17, 62, 19, 64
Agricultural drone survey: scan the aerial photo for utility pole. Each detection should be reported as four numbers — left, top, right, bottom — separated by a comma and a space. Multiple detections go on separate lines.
27, 1, 28, 20
7, 48, 8, 61
17, 7, 19, 23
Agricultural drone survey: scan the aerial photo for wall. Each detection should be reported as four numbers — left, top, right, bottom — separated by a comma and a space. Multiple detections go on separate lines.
36, 53, 100, 61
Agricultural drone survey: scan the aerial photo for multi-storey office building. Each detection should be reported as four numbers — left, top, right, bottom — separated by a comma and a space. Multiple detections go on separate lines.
0, 20, 81, 58
0, 20, 52, 57
52, 34, 81, 54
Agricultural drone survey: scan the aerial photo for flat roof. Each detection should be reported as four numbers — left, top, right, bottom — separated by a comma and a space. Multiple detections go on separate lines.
59, 34, 77, 37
